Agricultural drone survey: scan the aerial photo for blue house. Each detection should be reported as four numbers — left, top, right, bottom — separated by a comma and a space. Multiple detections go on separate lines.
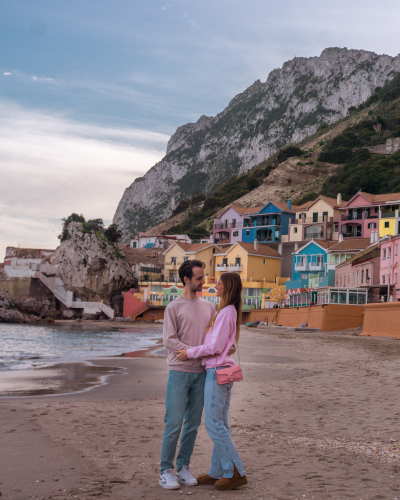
285, 239, 336, 291
241, 200, 296, 244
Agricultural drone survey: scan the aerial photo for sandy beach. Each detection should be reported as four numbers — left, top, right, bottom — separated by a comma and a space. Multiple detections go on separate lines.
1, 326, 400, 500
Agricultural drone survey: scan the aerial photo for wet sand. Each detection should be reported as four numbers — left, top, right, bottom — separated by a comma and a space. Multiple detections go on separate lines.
1, 327, 400, 499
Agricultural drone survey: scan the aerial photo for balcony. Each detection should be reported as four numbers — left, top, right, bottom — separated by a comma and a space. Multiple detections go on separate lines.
214, 222, 243, 230
309, 262, 325, 271
294, 263, 308, 271
244, 219, 281, 228
295, 216, 332, 224
216, 264, 243, 272
341, 214, 363, 221
165, 261, 183, 270
381, 212, 396, 218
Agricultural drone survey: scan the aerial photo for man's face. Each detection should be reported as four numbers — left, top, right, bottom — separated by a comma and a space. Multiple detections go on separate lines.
186, 266, 205, 293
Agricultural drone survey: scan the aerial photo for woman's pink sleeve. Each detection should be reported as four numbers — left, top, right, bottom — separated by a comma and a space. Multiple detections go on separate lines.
187, 308, 235, 359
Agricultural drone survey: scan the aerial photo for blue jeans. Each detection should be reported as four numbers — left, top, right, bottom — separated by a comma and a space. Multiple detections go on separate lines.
160, 370, 206, 473
204, 368, 246, 479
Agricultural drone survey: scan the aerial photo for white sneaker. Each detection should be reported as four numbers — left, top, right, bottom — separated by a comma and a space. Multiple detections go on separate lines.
175, 465, 198, 486
159, 468, 180, 490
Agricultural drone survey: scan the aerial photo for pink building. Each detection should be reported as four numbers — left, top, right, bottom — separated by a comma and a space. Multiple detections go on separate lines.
335, 243, 381, 303
339, 191, 380, 239
379, 235, 400, 302
213, 205, 262, 244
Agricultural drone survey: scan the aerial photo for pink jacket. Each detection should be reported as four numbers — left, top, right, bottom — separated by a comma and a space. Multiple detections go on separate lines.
186, 305, 237, 369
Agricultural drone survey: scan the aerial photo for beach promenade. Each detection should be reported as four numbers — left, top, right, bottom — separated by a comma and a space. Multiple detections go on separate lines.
1, 326, 400, 499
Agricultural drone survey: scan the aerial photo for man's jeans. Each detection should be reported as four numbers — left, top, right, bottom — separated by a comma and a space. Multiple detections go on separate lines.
204, 368, 246, 479
160, 370, 206, 473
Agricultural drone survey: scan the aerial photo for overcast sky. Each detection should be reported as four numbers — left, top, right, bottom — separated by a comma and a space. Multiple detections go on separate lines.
1, 0, 400, 258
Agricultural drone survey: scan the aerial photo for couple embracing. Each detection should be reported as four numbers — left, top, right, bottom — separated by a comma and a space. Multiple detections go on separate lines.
159, 259, 248, 491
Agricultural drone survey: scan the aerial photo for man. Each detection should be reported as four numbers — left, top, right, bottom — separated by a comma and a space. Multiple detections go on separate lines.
159, 260, 234, 490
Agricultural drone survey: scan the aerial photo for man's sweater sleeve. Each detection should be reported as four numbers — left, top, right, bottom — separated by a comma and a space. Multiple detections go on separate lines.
163, 304, 192, 352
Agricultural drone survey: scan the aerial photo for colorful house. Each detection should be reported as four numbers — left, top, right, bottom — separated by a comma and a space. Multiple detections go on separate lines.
378, 234, 400, 302
163, 242, 221, 282
241, 200, 296, 245
288, 195, 341, 242
285, 239, 338, 292
334, 242, 381, 303
213, 205, 262, 244
326, 238, 372, 274
338, 191, 400, 239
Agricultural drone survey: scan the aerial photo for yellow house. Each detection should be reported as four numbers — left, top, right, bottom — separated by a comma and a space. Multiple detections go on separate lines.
163, 242, 220, 281
214, 241, 283, 282
288, 195, 342, 243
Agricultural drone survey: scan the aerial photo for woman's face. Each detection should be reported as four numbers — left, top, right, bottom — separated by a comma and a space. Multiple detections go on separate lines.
216, 278, 224, 297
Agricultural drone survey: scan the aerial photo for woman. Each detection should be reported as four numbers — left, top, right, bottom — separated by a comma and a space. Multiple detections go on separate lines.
176, 272, 247, 491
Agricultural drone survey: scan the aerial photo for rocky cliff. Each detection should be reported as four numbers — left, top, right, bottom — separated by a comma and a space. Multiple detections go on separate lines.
49, 222, 135, 312
114, 47, 400, 240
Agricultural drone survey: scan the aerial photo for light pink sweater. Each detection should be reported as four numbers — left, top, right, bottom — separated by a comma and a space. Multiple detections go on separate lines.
187, 305, 237, 369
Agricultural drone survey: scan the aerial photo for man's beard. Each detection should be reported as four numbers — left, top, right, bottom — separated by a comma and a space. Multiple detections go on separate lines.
190, 282, 202, 293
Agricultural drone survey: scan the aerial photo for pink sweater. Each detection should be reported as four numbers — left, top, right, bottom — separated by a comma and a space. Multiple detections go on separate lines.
187, 305, 237, 369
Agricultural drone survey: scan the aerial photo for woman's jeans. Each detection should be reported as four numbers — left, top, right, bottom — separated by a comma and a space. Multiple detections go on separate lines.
204, 368, 246, 479
160, 370, 206, 473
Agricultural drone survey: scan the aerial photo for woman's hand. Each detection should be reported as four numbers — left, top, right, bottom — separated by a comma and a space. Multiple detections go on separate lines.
176, 349, 188, 361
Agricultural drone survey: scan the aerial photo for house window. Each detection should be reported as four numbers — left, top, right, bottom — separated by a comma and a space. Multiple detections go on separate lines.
294, 227, 298, 233
208, 288, 216, 294
300, 274, 307, 279
383, 249, 386, 259
396, 273, 398, 284
385, 221, 390, 228
171, 257, 176, 264
243, 288, 261, 297
396, 244, 398, 255
361, 270, 364, 284
313, 212, 318, 222
235, 257, 241, 265
183, 256, 188, 262
353, 272, 355, 285
357, 271, 360, 284
368, 222, 376, 229
389, 247, 392, 258
232, 219, 236, 228
263, 259, 266, 264
382, 275, 385, 284
246, 230, 250, 236
336, 276, 339, 286
334, 223, 338, 233
344, 274, 346, 286
233, 231, 238, 236
210, 259, 212, 265
340, 275, 342, 286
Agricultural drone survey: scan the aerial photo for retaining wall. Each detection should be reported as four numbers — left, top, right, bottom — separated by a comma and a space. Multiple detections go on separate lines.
361, 302, 400, 339
276, 304, 365, 332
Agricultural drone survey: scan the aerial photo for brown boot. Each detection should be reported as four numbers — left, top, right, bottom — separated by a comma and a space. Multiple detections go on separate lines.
215, 465, 247, 491
197, 473, 218, 485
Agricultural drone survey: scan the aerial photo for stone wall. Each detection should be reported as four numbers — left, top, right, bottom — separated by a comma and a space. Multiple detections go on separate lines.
368, 137, 400, 155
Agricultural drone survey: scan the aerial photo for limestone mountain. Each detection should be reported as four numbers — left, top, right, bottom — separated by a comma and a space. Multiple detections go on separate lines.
114, 47, 400, 240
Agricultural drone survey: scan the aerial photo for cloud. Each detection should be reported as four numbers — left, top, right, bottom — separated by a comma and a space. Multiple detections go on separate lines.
0, 101, 169, 259
3, 72, 11, 76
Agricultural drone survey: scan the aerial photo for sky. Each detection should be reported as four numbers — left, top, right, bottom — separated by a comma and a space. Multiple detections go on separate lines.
1, 0, 400, 258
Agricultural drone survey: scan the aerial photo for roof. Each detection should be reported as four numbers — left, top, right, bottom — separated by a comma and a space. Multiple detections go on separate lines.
172, 242, 218, 253
336, 243, 380, 268
328, 238, 371, 252
294, 239, 338, 254
344, 190, 400, 206
271, 201, 299, 212
235, 241, 282, 258
294, 195, 340, 211
122, 247, 164, 266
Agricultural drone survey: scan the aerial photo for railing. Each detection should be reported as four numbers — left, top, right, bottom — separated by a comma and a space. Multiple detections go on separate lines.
309, 262, 325, 271
341, 232, 362, 238
243, 219, 281, 228
381, 212, 396, 218
214, 222, 243, 230
295, 216, 332, 224
294, 263, 307, 271
165, 261, 184, 270
341, 214, 363, 221
305, 231, 324, 239
216, 264, 242, 272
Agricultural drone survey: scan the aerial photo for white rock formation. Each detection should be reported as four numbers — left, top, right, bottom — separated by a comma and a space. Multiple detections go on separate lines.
114, 47, 400, 240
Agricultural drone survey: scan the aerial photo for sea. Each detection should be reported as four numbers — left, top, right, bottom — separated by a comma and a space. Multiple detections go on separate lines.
0, 323, 162, 372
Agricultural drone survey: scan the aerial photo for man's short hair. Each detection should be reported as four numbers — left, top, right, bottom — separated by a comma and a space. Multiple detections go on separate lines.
178, 259, 205, 286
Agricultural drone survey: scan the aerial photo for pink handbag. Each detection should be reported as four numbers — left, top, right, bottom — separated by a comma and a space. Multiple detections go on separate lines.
215, 344, 243, 385
215, 365, 243, 385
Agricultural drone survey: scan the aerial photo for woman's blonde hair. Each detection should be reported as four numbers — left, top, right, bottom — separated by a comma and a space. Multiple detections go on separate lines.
206, 272, 243, 343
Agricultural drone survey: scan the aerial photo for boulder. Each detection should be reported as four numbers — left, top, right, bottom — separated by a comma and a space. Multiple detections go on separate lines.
0, 291, 27, 323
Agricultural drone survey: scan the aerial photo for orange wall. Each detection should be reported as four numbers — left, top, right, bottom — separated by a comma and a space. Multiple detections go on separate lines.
243, 309, 279, 324
136, 307, 165, 322
276, 304, 365, 332
361, 303, 400, 339
123, 292, 146, 318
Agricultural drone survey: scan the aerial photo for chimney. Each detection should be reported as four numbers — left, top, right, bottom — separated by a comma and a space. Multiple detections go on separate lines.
254, 239, 258, 251
337, 193, 342, 206
339, 234, 343, 243
370, 231, 374, 244
287, 198, 292, 210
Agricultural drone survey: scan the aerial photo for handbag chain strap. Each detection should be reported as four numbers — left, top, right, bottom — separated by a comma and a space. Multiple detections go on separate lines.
236, 342, 241, 365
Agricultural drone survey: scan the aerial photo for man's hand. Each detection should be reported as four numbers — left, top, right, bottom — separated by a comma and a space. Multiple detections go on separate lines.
176, 349, 188, 361
227, 344, 236, 356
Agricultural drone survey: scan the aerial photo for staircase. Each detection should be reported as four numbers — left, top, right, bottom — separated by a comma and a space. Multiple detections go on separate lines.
36, 264, 114, 319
